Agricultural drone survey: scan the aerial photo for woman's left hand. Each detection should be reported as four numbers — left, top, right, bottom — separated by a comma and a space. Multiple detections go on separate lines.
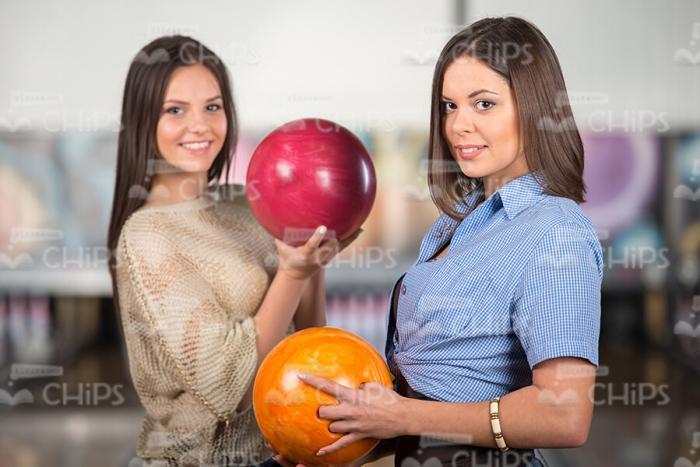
297, 372, 409, 457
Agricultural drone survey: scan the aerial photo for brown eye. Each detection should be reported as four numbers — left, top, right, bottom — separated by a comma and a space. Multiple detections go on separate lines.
442, 101, 457, 112
476, 100, 494, 110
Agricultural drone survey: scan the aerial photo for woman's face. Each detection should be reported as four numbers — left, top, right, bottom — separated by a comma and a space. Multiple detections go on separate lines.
156, 63, 227, 175
441, 55, 528, 190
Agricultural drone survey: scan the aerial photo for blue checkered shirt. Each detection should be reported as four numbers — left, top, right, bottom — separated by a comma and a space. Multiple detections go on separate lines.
385, 171, 603, 402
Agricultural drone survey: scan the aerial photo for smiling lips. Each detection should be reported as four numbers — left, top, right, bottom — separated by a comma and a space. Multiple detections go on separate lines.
179, 140, 212, 155
456, 144, 487, 160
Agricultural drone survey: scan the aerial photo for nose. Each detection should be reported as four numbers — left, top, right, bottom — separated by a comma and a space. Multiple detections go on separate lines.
450, 107, 475, 135
186, 110, 208, 135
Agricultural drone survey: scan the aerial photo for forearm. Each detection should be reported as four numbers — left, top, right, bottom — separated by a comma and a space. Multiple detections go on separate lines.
293, 269, 326, 330
403, 385, 591, 449
253, 270, 308, 367
236, 272, 308, 413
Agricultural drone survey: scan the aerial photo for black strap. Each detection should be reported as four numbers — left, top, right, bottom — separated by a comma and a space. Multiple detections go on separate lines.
389, 273, 404, 331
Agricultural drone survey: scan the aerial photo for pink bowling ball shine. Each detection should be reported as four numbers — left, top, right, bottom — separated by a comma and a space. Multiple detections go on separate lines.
246, 118, 376, 245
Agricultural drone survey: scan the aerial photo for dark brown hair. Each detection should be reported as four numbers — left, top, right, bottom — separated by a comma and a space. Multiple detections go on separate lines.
428, 16, 585, 219
107, 35, 237, 312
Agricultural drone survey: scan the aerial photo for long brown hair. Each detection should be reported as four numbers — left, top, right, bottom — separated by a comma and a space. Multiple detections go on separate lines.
107, 35, 237, 311
428, 16, 585, 220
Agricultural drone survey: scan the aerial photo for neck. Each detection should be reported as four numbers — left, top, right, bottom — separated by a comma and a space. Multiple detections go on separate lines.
482, 175, 510, 199
482, 166, 531, 199
147, 172, 209, 206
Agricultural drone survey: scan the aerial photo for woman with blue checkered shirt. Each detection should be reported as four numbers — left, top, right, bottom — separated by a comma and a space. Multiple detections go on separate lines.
288, 17, 603, 467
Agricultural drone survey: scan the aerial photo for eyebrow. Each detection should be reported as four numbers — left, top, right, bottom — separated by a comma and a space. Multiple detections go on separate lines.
163, 95, 223, 105
442, 89, 499, 100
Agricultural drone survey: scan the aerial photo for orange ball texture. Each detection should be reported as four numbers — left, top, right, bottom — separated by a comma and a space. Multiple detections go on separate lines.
253, 327, 393, 466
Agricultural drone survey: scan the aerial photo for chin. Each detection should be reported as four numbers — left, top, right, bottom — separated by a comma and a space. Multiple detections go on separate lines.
174, 155, 218, 172
456, 163, 485, 180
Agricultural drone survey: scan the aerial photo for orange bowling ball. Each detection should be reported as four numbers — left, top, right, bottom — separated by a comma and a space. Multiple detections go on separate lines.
252, 327, 393, 466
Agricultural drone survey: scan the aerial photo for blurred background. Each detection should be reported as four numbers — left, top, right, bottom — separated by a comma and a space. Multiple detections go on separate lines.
1, 0, 700, 466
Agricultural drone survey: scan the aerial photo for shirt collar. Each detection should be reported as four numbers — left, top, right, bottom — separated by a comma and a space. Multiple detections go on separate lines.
441, 171, 546, 231
495, 171, 547, 220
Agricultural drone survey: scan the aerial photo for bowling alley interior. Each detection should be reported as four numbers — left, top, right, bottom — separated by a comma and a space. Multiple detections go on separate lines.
2, 1, 700, 466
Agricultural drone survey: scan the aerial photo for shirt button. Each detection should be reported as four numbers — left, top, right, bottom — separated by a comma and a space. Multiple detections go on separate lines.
434, 230, 442, 238
401, 284, 406, 295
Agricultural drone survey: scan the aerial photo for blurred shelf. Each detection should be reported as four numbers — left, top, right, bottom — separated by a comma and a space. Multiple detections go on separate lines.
0, 261, 415, 297
0, 269, 113, 296
0, 260, 663, 296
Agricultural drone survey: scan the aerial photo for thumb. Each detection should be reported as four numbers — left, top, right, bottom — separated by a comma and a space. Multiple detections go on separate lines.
303, 225, 327, 251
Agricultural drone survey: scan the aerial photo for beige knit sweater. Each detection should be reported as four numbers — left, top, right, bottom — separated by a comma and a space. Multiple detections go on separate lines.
115, 184, 293, 466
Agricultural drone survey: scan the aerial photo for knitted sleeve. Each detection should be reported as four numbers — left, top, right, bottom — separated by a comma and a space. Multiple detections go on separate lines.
117, 219, 258, 424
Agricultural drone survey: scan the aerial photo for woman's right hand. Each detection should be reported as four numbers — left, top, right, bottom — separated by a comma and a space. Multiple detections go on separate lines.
274, 225, 362, 280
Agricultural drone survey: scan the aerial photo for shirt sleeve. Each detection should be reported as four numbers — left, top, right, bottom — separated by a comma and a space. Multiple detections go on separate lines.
118, 222, 259, 422
511, 221, 603, 369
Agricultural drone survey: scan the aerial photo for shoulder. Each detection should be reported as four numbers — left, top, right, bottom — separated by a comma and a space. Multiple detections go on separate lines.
526, 195, 604, 278
118, 184, 275, 259
522, 194, 594, 231
116, 214, 174, 276
540, 196, 600, 242
121, 183, 253, 240
119, 206, 173, 247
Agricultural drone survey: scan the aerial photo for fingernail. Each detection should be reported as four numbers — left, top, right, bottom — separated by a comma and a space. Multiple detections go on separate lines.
318, 226, 327, 235
316, 450, 326, 456
298, 372, 308, 380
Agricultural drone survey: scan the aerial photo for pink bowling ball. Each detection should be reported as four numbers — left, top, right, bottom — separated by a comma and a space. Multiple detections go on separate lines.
246, 118, 376, 245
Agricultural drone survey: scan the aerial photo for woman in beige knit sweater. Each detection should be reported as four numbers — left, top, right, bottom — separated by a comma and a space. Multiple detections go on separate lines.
107, 36, 359, 467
